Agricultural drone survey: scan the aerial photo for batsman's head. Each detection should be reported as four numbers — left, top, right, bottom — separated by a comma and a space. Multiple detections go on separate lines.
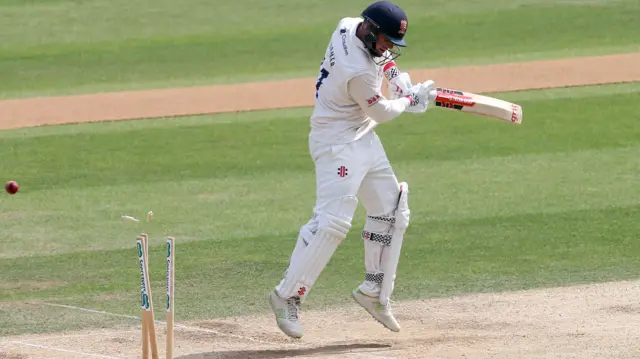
360, 1, 408, 64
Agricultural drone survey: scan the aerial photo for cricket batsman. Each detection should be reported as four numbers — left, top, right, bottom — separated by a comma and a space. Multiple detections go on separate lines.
269, 0, 435, 338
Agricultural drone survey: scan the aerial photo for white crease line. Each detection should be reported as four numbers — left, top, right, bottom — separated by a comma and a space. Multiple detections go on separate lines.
41, 303, 140, 320
12, 329, 139, 343
41, 302, 284, 346
8, 341, 125, 359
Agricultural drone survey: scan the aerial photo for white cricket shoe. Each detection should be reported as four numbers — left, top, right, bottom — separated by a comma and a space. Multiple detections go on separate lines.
268, 290, 303, 338
352, 288, 401, 332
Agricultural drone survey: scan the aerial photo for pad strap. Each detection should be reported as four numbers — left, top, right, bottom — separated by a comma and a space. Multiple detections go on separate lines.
367, 214, 396, 225
365, 272, 384, 284
362, 230, 392, 246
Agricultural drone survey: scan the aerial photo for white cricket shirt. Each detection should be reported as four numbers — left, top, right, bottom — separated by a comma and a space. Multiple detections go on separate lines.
309, 17, 410, 144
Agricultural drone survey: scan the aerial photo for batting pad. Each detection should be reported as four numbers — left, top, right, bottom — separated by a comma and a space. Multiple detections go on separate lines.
380, 182, 410, 305
277, 216, 351, 299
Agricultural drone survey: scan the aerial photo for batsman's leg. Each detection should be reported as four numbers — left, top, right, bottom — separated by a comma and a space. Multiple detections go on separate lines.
269, 137, 365, 339
352, 135, 410, 332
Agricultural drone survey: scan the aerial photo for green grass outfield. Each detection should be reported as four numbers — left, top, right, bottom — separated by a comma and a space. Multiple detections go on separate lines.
1, 83, 639, 336
1, 0, 639, 98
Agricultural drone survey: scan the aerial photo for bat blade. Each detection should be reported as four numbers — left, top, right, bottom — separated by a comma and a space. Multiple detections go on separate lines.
429, 88, 523, 124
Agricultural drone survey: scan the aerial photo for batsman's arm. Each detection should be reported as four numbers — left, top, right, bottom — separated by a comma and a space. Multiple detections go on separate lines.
347, 73, 412, 123
382, 61, 429, 107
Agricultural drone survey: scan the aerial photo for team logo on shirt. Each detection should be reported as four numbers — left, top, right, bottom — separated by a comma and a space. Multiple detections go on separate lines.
337, 166, 348, 177
366, 94, 381, 106
340, 28, 349, 55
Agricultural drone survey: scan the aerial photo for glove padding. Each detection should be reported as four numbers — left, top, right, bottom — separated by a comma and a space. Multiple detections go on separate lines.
406, 80, 436, 110
387, 72, 435, 113
388, 72, 411, 100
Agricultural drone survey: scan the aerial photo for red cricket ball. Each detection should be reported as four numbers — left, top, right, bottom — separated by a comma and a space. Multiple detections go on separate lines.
5, 181, 19, 195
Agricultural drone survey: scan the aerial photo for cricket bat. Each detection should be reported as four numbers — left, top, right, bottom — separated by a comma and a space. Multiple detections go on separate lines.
429, 87, 523, 124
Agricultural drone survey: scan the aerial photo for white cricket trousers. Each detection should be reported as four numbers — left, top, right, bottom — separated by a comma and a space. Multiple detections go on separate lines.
278, 130, 402, 299
310, 130, 400, 222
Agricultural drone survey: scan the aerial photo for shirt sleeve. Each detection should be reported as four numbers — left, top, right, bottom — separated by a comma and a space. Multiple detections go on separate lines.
347, 72, 411, 123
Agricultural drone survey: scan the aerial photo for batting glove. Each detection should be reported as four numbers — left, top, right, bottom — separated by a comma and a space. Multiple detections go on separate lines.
388, 72, 412, 100
405, 80, 435, 113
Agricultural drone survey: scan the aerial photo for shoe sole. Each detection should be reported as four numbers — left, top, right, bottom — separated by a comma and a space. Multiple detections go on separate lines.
351, 291, 400, 332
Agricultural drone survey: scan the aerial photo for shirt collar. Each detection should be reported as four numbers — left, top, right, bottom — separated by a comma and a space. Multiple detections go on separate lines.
352, 19, 368, 54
